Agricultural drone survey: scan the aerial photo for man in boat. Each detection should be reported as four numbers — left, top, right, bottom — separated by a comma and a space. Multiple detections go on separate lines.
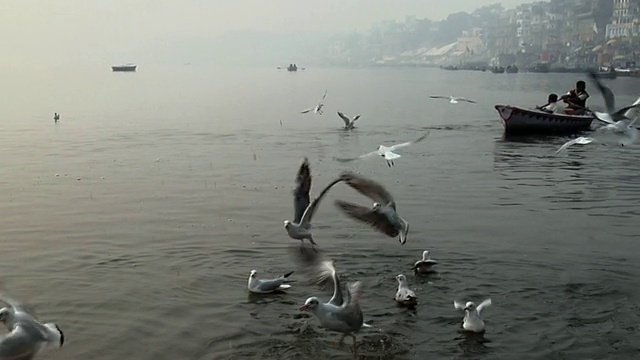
560, 80, 589, 115
536, 93, 560, 113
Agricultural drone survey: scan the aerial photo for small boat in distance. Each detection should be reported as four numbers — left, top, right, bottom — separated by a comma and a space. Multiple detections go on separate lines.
111, 63, 137, 72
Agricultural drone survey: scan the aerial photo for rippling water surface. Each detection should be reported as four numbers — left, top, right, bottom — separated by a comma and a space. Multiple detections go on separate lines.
1, 64, 640, 359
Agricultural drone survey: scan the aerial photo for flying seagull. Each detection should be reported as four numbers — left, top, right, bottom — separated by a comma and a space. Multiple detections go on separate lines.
337, 111, 361, 130
454, 298, 492, 333
53, 113, 60, 123
247, 269, 294, 294
333, 132, 429, 167
284, 158, 344, 251
586, 69, 640, 124
555, 136, 596, 154
300, 90, 327, 115
429, 95, 477, 104
300, 260, 371, 356
0, 293, 65, 359
334, 172, 409, 244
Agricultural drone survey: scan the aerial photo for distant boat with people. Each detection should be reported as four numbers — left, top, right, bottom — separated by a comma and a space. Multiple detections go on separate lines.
111, 63, 137, 72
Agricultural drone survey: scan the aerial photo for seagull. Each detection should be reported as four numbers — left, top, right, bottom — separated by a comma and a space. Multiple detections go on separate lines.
53, 113, 60, 123
300, 90, 327, 115
300, 260, 370, 356
334, 172, 409, 244
394, 274, 417, 306
555, 136, 596, 155
586, 69, 640, 124
284, 158, 344, 251
337, 111, 361, 130
0, 293, 64, 359
454, 298, 492, 333
333, 132, 429, 167
411, 250, 438, 275
429, 95, 477, 104
247, 270, 294, 294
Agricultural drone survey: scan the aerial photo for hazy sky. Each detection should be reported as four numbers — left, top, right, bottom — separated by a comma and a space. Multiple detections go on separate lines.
2, 0, 530, 65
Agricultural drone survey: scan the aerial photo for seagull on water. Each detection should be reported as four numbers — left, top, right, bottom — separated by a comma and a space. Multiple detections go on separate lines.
333, 132, 429, 167
454, 298, 492, 333
429, 95, 477, 104
555, 136, 596, 155
337, 111, 361, 130
411, 250, 438, 275
334, 172, 409, 244
394, 274, 417, 307
300, 90, 327, 115
284, 158, 344, 251
0, 293, 64, 359
300, 260, 370, 356
586, 69, 640, 124
247, 269, 294, 294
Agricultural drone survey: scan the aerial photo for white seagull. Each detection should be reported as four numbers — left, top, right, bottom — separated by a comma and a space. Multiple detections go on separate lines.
334, 172, 410, 244
394, 274, 417, 307
247, 270, 294, 294
454, 298, 492, 333
300, 260, 370, 356
555, 136, 596, 155
0, 293, 64, 359
587, 69, 640, 124
337, 111, 361, 130
300, 90, 327, 115
429, 95, 477, 104
411, 250, 438, 275
334, 132, 429, 167
284, 158, 344, 251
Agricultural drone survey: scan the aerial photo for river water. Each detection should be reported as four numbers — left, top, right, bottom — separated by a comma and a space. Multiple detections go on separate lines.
1, 64, 639, 359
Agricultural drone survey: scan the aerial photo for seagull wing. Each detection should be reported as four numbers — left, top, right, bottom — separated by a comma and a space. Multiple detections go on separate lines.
338, 172, 395, 206
0, 325, 44, 360
477, 298, 492, 314
299, 177, 344, 227
593, 111, 616, 124
334, 200, 399, 238
351, 114, 361, 122
453, 300, 466, 311
389, 131, 430, 151
555, 136, 594, 154
293, 158, 311, 223
300, 108, 313, 114
623, 96, 640, 118
320, 89, 327, 102
459, 98, 477, 103
429, 96, 448, 100
333, 150, 378, 163
614, 101, 640, 119
383, 151, 401, 160
337, 112, 351, 126
587, 69, 616, 114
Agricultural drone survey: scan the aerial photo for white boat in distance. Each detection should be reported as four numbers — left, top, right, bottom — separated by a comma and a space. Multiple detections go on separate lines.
111, 63, 137, 72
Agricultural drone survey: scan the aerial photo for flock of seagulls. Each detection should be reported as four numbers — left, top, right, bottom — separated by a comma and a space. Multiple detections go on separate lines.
248, 156, 491, 357
556, 70, 640, 154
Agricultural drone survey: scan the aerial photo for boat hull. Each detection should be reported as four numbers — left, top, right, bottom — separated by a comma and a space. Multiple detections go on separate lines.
495, 105, 594, 135
112, 65, 137, 72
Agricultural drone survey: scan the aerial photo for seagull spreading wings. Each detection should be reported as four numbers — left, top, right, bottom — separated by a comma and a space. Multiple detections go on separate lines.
454, 298, 492, 333
334, 172, 409, 244
300, 90, 328, 115
0, 293, 64, 360
333, 132, 429, 167
555, 136, 596, 155
337, 111, 361, 130
284, 158, 344, 251
587, 69, 640, 124
429, 95, 477, 104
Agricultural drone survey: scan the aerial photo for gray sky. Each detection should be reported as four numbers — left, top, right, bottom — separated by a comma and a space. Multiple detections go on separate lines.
2, 0, 530, 65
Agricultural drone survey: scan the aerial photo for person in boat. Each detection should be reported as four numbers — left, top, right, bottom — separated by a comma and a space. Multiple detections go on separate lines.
536, 93, 560, 113
560, 80, 589, 115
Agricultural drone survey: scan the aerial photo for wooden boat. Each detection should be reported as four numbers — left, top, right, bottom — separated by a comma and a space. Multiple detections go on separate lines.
505, 65, 519, 73
111, 63, 137, 72
494, 105, 594, 135
491, 66, 505, 73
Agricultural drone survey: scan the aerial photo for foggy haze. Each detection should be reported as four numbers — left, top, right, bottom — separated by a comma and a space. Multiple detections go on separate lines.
2, 0, 531, 67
